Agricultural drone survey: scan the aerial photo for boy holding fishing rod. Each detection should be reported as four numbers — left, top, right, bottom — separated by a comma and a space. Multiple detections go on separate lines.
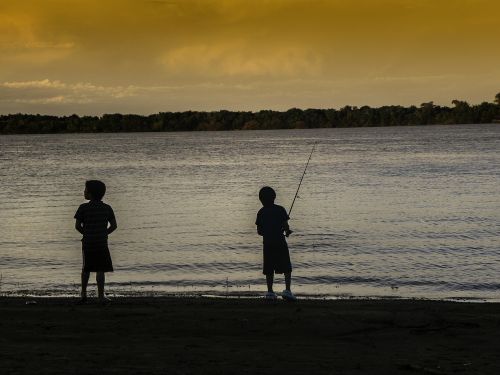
256, 186, 296, 301
256, 143, 315, 301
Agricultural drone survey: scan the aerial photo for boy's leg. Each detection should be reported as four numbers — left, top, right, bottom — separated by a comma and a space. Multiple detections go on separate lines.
96, 272, 105, 299
81, 271, 90, 299
284, 272, 292, 291
265, 273, 274, 293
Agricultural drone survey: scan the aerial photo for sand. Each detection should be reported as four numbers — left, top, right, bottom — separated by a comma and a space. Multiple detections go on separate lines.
1, 297, 499, 374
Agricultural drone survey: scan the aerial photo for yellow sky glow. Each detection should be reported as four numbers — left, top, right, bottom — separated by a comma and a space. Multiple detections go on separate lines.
1, 0, 499, 114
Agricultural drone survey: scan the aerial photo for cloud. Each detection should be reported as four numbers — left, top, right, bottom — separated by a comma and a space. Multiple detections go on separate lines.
372, 75, 454, 83
14, 95, 69, 104
2, 79, 66, 89
161, 43, 323, 77
0, 79, 138, 105
0, 79, 257, 108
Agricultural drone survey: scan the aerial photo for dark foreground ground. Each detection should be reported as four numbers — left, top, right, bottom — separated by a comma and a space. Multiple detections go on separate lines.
1, 297, 499, 374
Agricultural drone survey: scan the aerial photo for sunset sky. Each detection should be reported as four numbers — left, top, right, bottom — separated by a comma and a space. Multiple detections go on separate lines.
0, 0, 499, 115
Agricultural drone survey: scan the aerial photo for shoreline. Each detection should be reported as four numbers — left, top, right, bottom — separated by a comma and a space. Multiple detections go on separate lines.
2, 289, 499, 303
1, 296, 499, 374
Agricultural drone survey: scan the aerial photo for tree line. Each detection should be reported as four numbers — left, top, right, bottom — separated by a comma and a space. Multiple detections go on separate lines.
1, 94, 499, 134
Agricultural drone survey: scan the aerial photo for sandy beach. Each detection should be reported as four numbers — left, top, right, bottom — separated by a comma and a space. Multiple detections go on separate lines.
1, 297, 499, 374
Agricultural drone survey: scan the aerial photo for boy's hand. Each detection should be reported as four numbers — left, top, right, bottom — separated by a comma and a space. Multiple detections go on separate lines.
75, 219, 84, 235
285, 229, 293, 237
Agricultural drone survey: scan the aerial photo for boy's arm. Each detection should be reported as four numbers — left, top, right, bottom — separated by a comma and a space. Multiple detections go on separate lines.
107, 218, 117, 235
75, 219, 84, 235
283, 220, 292, 237
256, 211, 263, 236
282, 207, 292, 237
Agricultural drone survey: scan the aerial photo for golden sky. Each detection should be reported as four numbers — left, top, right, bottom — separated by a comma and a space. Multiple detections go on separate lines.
1, 0, 499, 115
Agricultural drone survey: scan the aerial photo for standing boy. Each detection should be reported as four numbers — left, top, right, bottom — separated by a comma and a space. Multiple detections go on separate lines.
74, 180, 117, 304
256, 186, 296, 301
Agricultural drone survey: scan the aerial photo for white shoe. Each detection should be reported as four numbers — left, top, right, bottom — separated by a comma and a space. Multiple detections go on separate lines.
265, 291, 278, 301
282, 289, 297, 301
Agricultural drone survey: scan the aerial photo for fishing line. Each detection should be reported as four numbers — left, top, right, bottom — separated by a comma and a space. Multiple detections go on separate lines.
288, 142, 317, 217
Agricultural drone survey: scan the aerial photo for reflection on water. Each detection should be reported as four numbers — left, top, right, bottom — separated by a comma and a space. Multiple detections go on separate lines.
0, 124, 499, 299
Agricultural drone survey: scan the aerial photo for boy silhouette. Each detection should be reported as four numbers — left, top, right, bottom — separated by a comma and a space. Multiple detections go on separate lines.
74, 180, 117, 304
256, 186, 296, 301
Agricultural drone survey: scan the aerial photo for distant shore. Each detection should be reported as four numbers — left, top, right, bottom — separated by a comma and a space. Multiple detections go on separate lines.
1, 296, 499, 374
1, 101, 499, 134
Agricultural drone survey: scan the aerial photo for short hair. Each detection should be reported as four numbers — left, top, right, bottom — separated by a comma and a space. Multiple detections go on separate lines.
86, 180, 106, 200
259, 186, 276, 205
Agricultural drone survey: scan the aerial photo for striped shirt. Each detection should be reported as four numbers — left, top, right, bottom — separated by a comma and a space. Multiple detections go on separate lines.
74, 201, 115, 243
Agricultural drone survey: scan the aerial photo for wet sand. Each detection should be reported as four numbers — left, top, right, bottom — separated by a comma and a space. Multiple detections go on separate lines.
1, 297, 499, 374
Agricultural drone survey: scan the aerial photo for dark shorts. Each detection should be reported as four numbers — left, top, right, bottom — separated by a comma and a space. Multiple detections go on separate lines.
262, 237, 292, 275
82, 241, 114, 273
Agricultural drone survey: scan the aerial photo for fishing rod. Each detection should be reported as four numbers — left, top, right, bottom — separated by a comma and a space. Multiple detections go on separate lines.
288, 142, 317, 218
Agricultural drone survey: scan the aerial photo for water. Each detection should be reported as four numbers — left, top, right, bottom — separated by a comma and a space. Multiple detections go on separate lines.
1, 124, 499, 300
